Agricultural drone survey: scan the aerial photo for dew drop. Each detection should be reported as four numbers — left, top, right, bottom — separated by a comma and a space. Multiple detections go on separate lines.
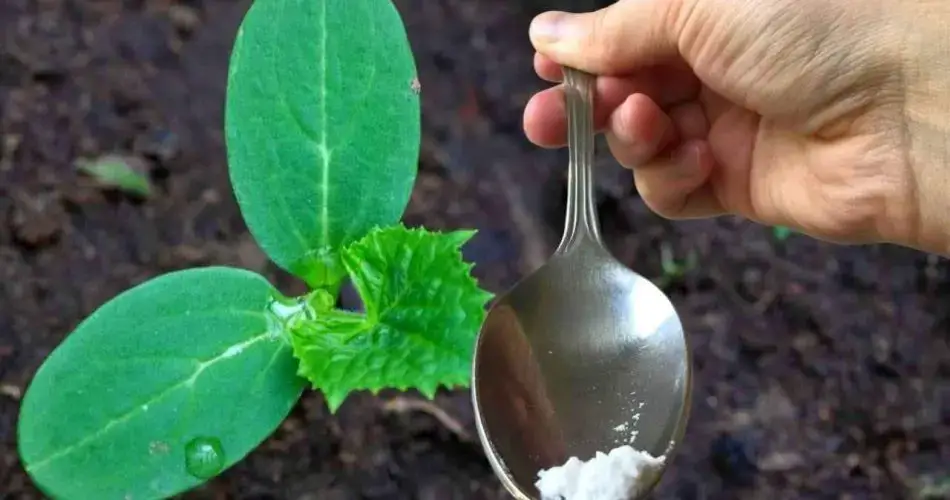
184, 436, 225, 479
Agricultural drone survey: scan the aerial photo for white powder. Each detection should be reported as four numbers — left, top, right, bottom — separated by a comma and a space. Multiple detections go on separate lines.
535, 445, 666, 500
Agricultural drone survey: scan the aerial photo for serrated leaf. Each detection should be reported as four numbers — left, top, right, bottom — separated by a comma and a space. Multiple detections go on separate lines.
77, 154, 153, 197
290, 225, 493, 411
18, 267, 305, 499
225, 0, 420, 288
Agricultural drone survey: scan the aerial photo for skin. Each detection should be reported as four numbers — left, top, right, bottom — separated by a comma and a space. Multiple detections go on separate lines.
523, 0, 950, 255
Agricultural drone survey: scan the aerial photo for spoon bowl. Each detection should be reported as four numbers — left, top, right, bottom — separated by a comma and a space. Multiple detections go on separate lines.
472, 68, 692, 499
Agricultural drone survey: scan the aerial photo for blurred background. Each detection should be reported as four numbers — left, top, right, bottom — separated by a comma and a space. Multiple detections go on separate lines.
1, 0, 948, 498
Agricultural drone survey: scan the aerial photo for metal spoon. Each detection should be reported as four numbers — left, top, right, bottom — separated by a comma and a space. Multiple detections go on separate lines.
471, 67, 692, 499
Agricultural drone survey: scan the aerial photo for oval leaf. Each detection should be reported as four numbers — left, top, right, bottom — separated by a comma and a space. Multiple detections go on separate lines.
18, 267, 305, 499
225, 0, 421, 288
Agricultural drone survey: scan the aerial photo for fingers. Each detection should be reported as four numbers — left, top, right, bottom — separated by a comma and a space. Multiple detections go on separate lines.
533, 52, 562, 83
524, 88, 595, 148
524, 78, 641, 147
632, 140, 724, 218
604, 94, 676, 167
529, 0, 687, 74
524, 66, 700, 148
604, 95, 722, 218
533, 53, 699, 97
525, 78, 656, 147
667, 102, 708, 141
525, 0, 729, 220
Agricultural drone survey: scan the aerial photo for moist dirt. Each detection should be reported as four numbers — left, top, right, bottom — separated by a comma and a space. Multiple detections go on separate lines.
1, 1, 948, 499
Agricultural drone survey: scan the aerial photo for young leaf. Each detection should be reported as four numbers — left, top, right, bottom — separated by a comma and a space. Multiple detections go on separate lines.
18, 267, 306, 499
225, 0, 421, 288
291, 225, 494, 411
76, 154, 153, 198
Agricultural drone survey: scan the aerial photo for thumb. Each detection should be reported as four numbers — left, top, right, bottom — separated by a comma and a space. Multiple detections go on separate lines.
529, 0, 688, 74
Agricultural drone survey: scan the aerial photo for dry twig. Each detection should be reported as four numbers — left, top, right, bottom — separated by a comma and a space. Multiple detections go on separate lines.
381, 396, 472, 443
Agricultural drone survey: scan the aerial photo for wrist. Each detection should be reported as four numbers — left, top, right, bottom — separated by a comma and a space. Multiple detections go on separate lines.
898, 0, 950, 255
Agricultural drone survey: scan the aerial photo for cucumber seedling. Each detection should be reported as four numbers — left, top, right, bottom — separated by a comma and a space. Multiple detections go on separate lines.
16, 1, 493, 498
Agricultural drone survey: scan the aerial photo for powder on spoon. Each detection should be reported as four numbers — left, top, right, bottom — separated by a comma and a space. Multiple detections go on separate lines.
535, 445, 666, 500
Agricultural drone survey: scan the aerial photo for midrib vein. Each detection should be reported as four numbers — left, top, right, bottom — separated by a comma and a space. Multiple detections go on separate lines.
318, 0, 330, 247
26, 332, 274, 472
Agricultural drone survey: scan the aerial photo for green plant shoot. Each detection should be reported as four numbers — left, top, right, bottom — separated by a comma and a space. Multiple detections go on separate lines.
656, 242, 698, 287
77, 154, 153, 198
16, 1, 493, 499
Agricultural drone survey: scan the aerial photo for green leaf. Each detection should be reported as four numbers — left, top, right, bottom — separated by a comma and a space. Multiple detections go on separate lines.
291, 225, 494, 411
77, 154, 153, 198
225, 0, 421, 288
18, 267, 306, 499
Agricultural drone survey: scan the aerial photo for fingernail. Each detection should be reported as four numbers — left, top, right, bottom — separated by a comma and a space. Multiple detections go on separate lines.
530, 12, 566, 42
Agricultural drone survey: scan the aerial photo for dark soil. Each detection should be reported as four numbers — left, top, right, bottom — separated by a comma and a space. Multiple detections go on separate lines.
2, 0, 949, 499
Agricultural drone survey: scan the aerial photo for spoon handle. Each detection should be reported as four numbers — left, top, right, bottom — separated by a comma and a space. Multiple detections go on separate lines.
556, 67, 602, 254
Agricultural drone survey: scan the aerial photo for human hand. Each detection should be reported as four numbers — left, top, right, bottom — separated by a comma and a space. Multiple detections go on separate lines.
524, 0, 950, 254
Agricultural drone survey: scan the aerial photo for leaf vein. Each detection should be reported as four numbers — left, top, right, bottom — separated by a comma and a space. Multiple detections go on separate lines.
319, 0, 330, 249
26, 331, 275, 472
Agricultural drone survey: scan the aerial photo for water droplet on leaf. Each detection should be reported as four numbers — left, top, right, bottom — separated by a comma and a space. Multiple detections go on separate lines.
184, 436, 225, 479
